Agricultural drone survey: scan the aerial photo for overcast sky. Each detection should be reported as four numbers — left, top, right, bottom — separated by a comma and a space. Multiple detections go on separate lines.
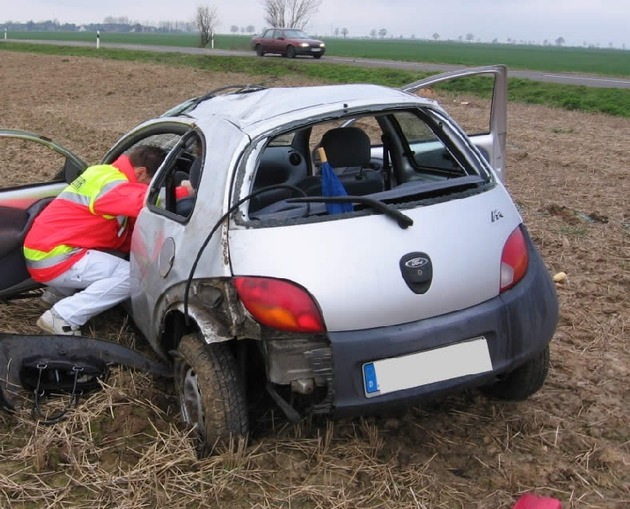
1, 0, 627, 48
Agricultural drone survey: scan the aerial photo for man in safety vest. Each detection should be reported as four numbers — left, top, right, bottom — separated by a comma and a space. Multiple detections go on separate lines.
23, 145, 167, 335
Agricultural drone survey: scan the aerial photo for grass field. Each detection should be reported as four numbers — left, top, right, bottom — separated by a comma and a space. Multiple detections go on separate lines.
2, 37, 630, 118
6, 31, 630, 77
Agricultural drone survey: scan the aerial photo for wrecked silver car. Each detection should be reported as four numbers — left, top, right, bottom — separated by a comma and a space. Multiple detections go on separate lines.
0, 66, 558, 454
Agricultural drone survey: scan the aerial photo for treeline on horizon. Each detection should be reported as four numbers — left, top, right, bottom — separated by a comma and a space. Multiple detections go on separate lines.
1, 19, 195, 33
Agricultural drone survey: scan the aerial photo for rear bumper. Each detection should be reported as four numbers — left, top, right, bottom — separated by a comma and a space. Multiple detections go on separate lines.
327, 234, 559, 417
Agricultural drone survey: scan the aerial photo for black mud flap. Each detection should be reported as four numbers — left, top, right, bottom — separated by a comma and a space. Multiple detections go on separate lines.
0, 333, 172, 423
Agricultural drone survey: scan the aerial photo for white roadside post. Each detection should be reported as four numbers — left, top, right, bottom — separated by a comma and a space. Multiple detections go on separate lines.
96, 30, 100, 49
4, 28, 7, 40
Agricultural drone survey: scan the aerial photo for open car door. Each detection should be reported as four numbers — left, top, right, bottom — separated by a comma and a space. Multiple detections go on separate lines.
0, 129, 87, 298
401, 64, 507, 182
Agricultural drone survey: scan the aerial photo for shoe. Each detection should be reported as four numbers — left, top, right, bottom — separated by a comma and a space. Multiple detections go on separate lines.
39, 288, 65, 309
36, 310, 81, 336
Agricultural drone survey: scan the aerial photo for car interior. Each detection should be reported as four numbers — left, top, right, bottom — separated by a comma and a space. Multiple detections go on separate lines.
131, 130, 203, 219
245, 109, 489, 222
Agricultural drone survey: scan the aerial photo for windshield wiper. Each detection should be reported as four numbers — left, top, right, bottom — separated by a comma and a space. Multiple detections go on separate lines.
286, 196, 413, 229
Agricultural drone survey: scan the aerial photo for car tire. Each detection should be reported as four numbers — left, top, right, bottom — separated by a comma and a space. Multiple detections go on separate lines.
481, 346, 550, 401
255, 45, 264, 57
174, 333, 249, 456
285, 46, 296, 58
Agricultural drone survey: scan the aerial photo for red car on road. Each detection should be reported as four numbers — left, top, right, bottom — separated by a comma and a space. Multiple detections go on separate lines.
251, 28, 326, 59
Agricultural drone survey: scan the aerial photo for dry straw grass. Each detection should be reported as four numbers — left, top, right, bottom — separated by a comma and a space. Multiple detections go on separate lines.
0, 371, 466, 508
2, 364, 627, 508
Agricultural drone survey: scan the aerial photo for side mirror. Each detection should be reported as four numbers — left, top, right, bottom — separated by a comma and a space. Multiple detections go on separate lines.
63, 157, 85, 184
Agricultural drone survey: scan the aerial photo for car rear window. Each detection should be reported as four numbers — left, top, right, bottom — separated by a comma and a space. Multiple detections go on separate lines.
242, 108, 491, 224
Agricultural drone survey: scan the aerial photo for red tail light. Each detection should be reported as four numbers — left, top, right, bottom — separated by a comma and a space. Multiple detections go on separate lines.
234, 277, 325, 333
500, 226, 529, 292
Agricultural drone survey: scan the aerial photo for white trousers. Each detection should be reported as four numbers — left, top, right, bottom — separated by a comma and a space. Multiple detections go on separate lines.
45, 250, 130, 327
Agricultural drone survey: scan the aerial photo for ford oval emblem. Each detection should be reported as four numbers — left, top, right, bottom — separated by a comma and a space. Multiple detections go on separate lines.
405, 256, 429, 269
400, 252, 433, 294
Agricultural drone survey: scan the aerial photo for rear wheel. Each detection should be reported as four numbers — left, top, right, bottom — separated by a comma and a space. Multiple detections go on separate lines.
285, 45, 296, 58
482, 346, 550, 401
255, 44, 264, 57
174, 333, 249, 456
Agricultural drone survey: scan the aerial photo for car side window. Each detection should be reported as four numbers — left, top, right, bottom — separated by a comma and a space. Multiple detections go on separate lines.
145, 131, 202, 219
394, 111, 469, 179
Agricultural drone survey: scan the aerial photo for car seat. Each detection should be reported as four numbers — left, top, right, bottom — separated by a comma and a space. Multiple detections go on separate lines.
0, 198, 53, 297
299, 127, 384, 196
321, 126, 372, 168
175, 157, 202, 216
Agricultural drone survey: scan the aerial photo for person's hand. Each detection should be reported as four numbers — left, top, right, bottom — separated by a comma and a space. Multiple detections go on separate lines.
180, 180, 195, 196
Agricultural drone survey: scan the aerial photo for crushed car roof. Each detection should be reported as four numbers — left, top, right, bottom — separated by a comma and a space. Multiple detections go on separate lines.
176, 84, 429, 132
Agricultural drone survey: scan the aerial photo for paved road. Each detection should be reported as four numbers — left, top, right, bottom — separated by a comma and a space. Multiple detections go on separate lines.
6, 38, 630, 89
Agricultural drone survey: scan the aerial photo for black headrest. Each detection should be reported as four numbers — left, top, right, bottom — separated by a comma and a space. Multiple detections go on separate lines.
320, 127, 371, 168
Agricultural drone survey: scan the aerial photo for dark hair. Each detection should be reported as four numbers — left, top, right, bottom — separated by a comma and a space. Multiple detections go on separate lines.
128, 145, 167, 176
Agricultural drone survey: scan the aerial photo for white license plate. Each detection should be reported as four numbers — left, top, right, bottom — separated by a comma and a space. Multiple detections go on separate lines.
311, 48, 321, 52
362, 337, 492, 397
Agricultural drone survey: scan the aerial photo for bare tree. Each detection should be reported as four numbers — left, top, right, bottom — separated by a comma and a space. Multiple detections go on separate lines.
432, 32, 439, 41
341, 27, 348, 38
261, 0, 322, 29
378, 28, 387, 38
195, 5, 219, 47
